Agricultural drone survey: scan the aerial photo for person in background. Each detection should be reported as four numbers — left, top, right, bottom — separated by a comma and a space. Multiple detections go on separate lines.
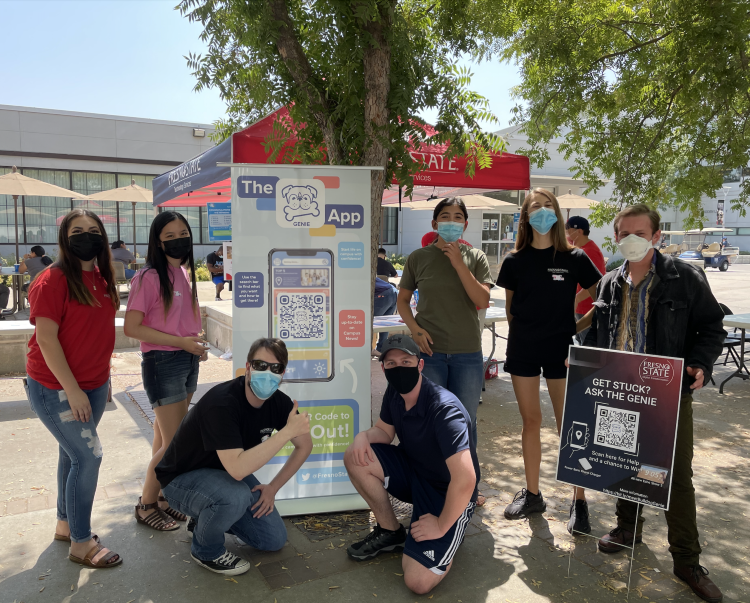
207, 246, 227, 301
377, 248, 398, 281
25, 209, 122, 569
398, 198, 493, 478
124, 211, 206, 533
156, 338, 312, 575
585, 204, 725, 603
721, 235, 729, 249
496, 189, 600, 531
374, 276, 398, 356
0, 280, 10, 311
565, 217, 606, 345
345, 335, 479, 595
110, 241, 136, 279
20, 246, 54, 300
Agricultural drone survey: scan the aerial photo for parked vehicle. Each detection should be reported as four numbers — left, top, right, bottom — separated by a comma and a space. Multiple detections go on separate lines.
661, 228, 739, 271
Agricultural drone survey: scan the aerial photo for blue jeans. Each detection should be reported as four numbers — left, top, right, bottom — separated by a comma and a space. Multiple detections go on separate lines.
124, 268, 136, 279
26, 376, 109, 543
163, 469, 287, 561
421, 351, 483, 445
374, 286, 398, 351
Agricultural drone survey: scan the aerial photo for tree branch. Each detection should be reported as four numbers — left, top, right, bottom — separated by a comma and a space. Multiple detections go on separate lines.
593, 31, 673, 65
268, 0, 343, 163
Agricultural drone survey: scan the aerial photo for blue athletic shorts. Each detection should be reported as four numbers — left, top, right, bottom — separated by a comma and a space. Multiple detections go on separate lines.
212, 275, 225, 285
141, 349, 199, 407
371, 444, 475, 575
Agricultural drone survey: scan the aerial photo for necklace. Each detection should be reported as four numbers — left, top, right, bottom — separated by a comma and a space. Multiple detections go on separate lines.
84, 270, 97, 291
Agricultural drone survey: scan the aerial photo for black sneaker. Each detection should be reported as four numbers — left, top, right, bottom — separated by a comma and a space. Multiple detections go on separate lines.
186, 517, 196, 537
347, 524, 406, 561
504, 488, 546, 519
567, 499, 591, 535
190, 551, 251, 576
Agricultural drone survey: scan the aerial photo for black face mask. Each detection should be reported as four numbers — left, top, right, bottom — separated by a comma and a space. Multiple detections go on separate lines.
69, 232, 104, 262
384, 365, 420, 394
163, 237, 192, 260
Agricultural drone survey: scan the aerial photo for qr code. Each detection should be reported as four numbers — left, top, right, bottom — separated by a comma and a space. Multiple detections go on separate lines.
277, 293, 326, 341
594, 406, 640, 453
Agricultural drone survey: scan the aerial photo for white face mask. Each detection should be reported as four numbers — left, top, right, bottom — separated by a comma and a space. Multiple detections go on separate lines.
617, 234, 654, 262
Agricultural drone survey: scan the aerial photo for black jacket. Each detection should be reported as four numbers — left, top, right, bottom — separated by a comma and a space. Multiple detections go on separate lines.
583, 252, 726, 391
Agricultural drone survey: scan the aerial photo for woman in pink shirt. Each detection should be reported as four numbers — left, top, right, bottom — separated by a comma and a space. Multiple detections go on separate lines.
124, 211, 206, 532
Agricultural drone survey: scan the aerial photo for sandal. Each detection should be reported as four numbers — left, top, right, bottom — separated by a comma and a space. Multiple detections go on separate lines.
55, 533, 100, 544
135, 497, 180, 531
159, 496, 187, 522
69, 541, 122, 569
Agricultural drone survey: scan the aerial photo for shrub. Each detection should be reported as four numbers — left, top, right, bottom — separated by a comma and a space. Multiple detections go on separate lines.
194, 258, 211, 282
387, 252, 408, 271
606, 258, 625, 271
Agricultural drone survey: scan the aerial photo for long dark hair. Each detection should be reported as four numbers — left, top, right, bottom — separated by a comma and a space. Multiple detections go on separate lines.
140, 211, 198, 315
39, 208, 119, 310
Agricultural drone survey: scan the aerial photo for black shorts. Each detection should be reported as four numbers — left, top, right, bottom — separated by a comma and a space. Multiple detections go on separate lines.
371, 444, 475, 575
504, 339, 570, 379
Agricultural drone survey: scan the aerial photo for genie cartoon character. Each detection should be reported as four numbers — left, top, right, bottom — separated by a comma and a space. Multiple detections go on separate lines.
282, 185, 320, 221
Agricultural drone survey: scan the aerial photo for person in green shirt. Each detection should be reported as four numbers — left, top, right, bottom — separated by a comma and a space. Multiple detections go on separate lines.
396, 198, 493, 453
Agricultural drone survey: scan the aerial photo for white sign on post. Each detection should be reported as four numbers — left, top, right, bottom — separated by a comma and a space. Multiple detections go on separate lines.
231, 165, 378, 515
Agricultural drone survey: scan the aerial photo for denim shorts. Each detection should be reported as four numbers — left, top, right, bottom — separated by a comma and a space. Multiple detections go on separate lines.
142, 349, 199, 407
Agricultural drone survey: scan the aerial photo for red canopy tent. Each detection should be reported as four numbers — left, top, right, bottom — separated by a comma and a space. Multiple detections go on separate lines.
152, 107, 529, 207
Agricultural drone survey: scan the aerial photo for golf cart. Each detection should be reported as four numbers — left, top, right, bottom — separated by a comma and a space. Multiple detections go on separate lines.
661, 228, 739, 271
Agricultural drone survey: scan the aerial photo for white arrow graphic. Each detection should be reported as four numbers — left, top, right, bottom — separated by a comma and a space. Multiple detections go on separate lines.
340, 359, 357, 394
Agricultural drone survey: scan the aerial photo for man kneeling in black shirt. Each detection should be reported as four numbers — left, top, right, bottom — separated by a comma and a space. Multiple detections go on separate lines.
156, 338, 312, 576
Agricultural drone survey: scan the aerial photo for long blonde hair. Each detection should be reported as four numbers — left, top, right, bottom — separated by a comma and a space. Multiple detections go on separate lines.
513, 188, 572, 254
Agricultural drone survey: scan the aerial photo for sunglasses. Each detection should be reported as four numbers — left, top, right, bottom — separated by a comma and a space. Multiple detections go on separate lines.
250, 359, 285, 375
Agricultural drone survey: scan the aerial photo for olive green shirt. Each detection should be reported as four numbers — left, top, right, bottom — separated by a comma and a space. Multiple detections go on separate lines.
400, 243, 493, 354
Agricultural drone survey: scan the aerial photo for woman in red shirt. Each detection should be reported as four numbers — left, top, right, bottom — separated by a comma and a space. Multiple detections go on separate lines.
26, 209, 122, 569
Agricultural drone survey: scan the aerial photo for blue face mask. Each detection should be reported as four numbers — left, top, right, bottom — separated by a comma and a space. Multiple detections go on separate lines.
528, 208, 558, 235
436, 221, 465, 243
248, 370, 282, 400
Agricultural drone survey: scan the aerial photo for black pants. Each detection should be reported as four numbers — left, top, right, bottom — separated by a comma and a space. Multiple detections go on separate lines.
615, 393, 701, 566
0, 284, 9, 309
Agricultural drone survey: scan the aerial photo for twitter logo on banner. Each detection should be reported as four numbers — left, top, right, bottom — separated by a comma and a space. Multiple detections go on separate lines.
296, 469, 349, 485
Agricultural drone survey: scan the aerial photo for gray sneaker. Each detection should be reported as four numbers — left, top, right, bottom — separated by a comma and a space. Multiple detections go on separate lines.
504, 488, 546, 519
347, 524, 406, 560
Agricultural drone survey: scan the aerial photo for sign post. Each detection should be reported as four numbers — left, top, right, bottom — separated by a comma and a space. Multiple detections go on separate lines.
230, 164, 379, 515
557, 346, 683, 596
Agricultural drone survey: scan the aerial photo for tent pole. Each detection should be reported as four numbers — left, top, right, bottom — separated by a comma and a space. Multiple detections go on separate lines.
13, 194, 19, 264
132, 201, 137, 257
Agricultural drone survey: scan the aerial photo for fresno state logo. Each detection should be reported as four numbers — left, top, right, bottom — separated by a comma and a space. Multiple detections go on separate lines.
639, 358, 674, 385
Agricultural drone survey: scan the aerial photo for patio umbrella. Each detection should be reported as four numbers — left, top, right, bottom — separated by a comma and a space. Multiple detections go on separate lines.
397, 194, 518, 212
0, 166, 88, 262
556, 190, 600, 219
86, 180, 153, 256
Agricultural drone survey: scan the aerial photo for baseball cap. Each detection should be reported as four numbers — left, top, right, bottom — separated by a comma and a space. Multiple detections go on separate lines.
379, 334, 420, 361
565, 216, 590, 231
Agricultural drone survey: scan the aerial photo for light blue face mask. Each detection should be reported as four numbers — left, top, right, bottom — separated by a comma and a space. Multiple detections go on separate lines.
528, 207, 558, 235
249, 370, 282, 400
436, 221, 465, 243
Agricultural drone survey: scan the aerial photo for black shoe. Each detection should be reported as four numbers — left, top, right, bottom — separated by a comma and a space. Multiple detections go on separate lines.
191, 551, 251, 575
504, 488, 546, 519
674, 564, 723, 603
567, 499, 591, 535
186, 516, 196, 537
598, 526, 642, 553
347, 524, 406, 561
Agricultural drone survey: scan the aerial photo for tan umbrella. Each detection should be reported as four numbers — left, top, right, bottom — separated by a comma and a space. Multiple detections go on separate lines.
0, 166, 88, 261
556, 189, 600, 219
86, 180, 153, 256
400, 194, 518, 212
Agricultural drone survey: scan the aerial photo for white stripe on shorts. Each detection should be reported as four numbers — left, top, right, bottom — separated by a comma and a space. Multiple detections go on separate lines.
436, 502, 475, 569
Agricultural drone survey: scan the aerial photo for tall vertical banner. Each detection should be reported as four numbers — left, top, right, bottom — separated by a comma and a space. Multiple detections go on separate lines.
556, 346, 683, 510
231, 165, 377, 515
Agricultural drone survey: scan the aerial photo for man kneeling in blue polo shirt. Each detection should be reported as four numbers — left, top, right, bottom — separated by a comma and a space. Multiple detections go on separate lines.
344, 334, 479, 595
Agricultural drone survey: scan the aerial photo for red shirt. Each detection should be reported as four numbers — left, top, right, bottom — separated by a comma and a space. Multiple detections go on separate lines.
27, 267, 116, 390
575, 240, 606, 314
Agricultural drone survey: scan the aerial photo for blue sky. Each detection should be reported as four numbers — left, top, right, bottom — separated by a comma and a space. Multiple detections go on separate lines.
1, 1, 520, 131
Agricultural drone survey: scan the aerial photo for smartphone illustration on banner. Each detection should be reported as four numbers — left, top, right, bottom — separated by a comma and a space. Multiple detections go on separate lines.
269, 249, 334, 382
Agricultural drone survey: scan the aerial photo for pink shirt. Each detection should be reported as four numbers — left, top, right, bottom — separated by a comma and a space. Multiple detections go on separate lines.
127, 265, 202, 353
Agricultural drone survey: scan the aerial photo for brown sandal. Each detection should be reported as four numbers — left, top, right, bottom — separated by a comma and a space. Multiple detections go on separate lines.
158, 496, 187, 522
69, 541, 122, 569
135, 497, 179, 531
55, 533, 99, 544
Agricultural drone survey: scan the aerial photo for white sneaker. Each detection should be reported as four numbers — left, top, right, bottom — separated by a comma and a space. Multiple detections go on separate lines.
214, 297, 222, 301
190, 551, 251, 575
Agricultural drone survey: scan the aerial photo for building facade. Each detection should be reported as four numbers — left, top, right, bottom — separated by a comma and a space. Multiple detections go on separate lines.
0, 104, 219, 262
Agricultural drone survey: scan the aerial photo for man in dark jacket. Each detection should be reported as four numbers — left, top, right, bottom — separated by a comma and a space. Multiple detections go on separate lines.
584, 204, 725, 603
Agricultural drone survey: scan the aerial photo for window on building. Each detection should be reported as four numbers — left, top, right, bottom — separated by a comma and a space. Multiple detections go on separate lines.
167, 207, 202, 244
71, 172, 118, 242
381, 207, 398, 245
485, 190, 521, 206
117, 174, 156, 245
737, 228, 750, 235
24, 169, 76, 244
0, 167, 19, 246
200, 207, 209, 245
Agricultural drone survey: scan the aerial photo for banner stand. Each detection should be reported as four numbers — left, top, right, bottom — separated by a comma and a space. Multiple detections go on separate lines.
566, 501, 640, 600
